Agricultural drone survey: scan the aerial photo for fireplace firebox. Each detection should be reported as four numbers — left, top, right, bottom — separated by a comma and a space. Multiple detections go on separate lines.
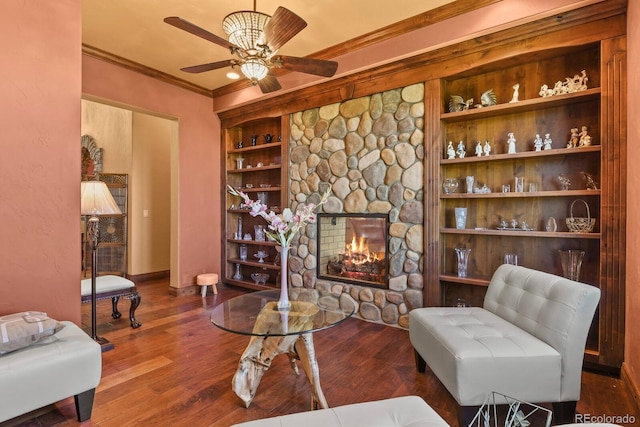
317, 213, 388, 288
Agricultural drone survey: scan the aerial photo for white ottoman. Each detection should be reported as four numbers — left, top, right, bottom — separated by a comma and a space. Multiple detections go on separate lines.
230, 396, 449, 427
197, 273, 218, 297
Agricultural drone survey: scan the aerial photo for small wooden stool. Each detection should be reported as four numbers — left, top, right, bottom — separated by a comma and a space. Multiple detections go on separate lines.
197, 273, 218, 297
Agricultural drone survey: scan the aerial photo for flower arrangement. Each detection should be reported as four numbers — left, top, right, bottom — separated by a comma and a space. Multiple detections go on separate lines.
227, 185, 331, 248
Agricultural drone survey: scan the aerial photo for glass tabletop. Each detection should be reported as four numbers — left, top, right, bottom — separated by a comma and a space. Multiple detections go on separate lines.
210, 288, 354, 337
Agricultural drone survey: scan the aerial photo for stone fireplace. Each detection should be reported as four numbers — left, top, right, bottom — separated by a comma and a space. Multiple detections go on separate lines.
285, 83, 425, 328
317, 213, 388, 288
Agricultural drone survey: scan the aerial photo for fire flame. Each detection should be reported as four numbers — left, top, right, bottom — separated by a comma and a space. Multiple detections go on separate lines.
344, 236, 381, 265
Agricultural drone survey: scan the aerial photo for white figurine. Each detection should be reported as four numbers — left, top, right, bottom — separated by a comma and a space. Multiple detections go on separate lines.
533, 134, 543, 151
543, 133, 553, 150
483, 140, 491, 156
475, 141, 483, 157
447, 141, 455, 159
507, 132, 517, 154
510, 83, 520, 103
456, 140, 466, 158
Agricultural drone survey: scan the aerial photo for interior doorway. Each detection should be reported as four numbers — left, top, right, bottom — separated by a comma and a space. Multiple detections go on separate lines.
80, 98, 177, 281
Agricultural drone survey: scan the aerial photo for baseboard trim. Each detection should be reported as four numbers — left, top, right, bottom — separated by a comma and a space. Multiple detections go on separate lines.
168, 284, 199, 297
621, 362, 640, 414
127, 270, 170, 283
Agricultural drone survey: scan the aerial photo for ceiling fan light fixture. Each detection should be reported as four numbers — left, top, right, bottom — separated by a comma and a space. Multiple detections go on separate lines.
222, 11, 270, 51
240, 58, 269, 82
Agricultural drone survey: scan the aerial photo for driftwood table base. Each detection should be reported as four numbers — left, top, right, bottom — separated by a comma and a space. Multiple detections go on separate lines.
232, 301, 327, 409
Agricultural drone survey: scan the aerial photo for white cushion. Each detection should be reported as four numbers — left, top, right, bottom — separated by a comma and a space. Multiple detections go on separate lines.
81, 274, 135, 296
231, 396, 448, 427
410, 307, 561, 406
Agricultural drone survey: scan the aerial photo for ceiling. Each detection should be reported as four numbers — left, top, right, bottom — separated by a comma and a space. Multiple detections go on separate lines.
82, 0, 455, 94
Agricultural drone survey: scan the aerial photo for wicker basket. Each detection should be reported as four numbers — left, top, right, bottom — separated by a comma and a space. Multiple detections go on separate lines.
566, 199, 596, 233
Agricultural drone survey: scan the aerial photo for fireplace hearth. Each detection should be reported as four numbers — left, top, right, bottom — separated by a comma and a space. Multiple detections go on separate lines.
317, 214, 388, 288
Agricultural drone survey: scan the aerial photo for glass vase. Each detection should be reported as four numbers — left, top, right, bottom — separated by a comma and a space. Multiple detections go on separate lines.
559, 250, 585, 281
455, 248, 471, 278
277, 246, 291, 310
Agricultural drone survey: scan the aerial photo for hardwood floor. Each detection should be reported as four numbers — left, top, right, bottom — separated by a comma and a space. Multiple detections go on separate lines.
4, 278, 638, 427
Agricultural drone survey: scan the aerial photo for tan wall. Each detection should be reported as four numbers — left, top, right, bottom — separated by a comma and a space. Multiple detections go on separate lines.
130, 112, 172, 275
626, 0, 640, 405
81, 100, 132, 174
0, 1, 82, 322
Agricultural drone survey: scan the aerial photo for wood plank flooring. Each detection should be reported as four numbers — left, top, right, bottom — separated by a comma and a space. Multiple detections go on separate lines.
4, 278, 638, 427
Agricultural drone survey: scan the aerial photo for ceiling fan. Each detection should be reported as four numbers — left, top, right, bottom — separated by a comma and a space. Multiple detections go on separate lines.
164, 2, 339, 93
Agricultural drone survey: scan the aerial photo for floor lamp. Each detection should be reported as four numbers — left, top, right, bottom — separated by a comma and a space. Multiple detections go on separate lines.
81, 180, 122, 352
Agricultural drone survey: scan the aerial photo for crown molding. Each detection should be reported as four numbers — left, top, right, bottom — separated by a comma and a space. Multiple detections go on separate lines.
82, 44, 213, 98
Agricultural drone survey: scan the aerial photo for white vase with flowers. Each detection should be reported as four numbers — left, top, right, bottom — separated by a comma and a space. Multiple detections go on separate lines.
227, 185, 330, 310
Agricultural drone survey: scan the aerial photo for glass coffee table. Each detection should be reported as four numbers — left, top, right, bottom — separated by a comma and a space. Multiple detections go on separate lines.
211, 288, 354, 410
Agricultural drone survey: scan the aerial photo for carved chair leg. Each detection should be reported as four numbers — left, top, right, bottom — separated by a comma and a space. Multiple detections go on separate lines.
414, 349, 426, 373
128, 292, 142, 328
552, 401, 577, 425
74, 388, 96, 422
111, 296, 122, 319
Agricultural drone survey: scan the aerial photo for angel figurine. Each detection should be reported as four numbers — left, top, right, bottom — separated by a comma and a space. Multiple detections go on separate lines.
456, 140, 466, 158
475, 141, 483, 157
568, 128, 579, 148
533, 134, 543, 151
446, 141, 456, 159
483, 140, 492, 156
543, 133, 553, 150
507, 132, 517, 154
578, 125, 591, 147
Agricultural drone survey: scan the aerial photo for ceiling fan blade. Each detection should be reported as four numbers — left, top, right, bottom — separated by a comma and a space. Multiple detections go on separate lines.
277, 56, 338, 77
180, 60, 236, 74
164, 17, 237, 51
258, 75, 282, 93
260, 7, 307, 53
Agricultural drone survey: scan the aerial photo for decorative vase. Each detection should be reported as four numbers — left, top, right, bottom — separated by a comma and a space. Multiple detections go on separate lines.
455, 247, 471, 278
277, 246, 291, 310
442, 178, 459, 194
559, 249, 585, 281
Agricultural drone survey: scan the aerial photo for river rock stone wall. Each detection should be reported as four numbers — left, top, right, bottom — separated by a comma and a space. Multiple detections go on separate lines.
287, 83, 425, 328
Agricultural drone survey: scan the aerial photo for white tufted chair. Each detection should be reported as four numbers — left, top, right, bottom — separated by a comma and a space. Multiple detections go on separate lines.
410, 264, 601, 426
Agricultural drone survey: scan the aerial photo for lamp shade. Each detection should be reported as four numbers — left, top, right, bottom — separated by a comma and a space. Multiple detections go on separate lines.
81, 181, 121, 216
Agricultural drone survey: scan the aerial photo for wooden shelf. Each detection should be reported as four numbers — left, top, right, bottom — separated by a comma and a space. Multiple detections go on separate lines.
440, 274, 490, 287
228, 164, 281, 173
440, 88, 601, 123
224, 278, 276, 291
227, 239, 278, 246
440, 146, 600, 165
228, 141, 282, 154
440, 228, 600, 239
227, 258, 280, 270
441, 189, 601, 199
